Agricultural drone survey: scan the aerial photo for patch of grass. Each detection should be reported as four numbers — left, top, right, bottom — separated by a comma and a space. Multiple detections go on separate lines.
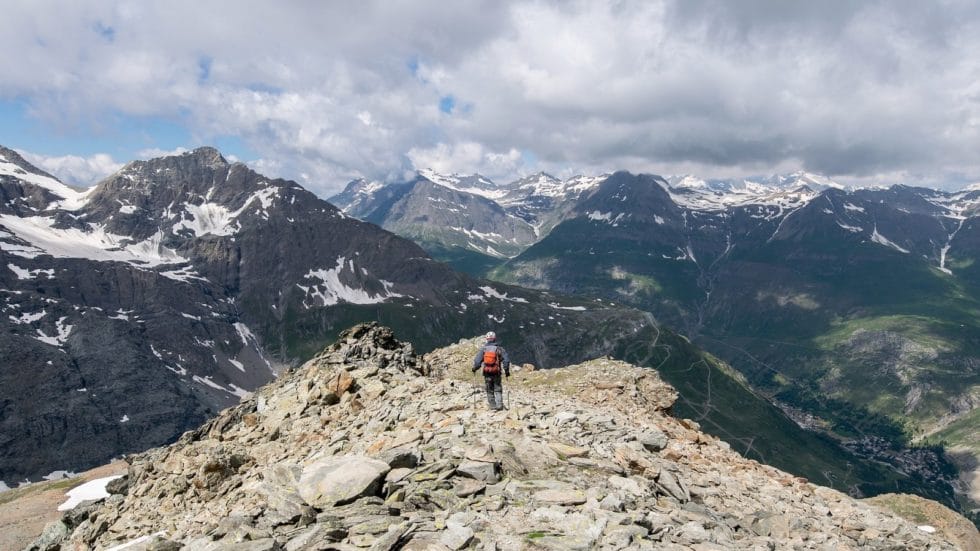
814, 315, 954, 352
931, 408, 980, 452
865, 495, 932, 524
0, 477, 79, 507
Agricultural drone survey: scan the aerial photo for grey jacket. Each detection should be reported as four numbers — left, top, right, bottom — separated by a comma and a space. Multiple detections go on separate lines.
472, 342, 510, 376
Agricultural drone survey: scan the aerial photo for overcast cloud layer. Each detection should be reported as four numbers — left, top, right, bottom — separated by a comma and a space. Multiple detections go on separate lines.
2, 0, 980, 194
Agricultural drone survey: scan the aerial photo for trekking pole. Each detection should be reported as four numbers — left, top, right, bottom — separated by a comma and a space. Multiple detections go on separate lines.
472, 369, 480, 410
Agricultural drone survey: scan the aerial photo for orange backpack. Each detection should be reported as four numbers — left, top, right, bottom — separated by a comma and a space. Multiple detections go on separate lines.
482, 346, 500, 374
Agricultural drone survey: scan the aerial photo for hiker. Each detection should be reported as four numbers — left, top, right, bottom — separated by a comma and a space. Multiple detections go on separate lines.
472, 331, 510, 410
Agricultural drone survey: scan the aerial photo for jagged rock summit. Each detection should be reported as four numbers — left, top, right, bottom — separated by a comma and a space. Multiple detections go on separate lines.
34, 324, 972, 550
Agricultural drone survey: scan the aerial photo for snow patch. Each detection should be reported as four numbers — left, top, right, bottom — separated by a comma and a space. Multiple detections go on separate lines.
479, 285, 528, 303
172, 187, 280, 237
548, 302, 587, 311
0, 215, 185, 266
58, 475, 124, 511
108, 309, 133, 321
43, 470, 77, 481
299, 257, 403, 307
7, 263, 53, 280
0, 156, 91, 210
35, 317, 72, 347
120, 415, 129, 423
9, 309, 46, 324
870, 227, 910, 254
418, 169, 508, 200
227, 383, 251, 399
837, 221, 863, 233
228, 358, 245, 372
193, 375, 228, 392
104, 532, 169, 551
159, 265, 208, 283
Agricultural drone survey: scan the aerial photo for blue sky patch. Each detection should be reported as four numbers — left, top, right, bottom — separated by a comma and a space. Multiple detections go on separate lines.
197, 56, 213, 84
439, 95, 456, 114
94, 22, 115, 42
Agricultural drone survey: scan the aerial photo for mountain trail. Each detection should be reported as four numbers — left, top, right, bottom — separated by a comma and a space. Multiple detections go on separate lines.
25, 323, 975, 550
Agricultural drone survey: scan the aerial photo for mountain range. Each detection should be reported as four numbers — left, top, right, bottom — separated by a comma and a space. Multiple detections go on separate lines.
0, 146, 652, 487
332, 168, 980, 522
1, 144, 911, 509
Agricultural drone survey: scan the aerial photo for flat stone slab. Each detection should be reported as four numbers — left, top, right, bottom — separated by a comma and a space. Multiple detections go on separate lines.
534, 489, 587, 505
548, 442, 589, 458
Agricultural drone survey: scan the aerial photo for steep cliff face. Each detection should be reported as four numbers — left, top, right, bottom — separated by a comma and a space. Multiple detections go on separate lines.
33, 324, 974, 550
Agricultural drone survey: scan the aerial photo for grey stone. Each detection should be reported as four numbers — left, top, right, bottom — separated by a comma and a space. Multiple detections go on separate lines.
283, 518, 348, 549
638, 429, 669, 452
378, 447, 420, 469
440, 523, 474, 550
106, 474, 131, 495
61, 499, 102, 529
554, 412, 578, 426
535, 488, 588, 505
453, 478, 486, 497
655, 469, 690, 503
367, 521, 415, 551
600, 493, 624, 511
25, 521, 68, 551
298, 456, 390, 508
455, 460, 500, 484
608, 475, 644, 496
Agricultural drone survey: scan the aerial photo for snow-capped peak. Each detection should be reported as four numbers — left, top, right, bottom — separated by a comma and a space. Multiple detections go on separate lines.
670, 175, 709, 190
417, 169, 507, 200
768, 171, 844, 191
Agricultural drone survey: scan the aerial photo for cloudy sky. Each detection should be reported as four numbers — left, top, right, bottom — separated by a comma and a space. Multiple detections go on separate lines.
2, 0, 979, 195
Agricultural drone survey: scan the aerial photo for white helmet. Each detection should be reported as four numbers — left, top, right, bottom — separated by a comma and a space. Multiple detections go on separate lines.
485, 331, 496, 341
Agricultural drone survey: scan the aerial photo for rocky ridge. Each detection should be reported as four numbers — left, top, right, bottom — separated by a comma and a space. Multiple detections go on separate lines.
32, 324, 973, 550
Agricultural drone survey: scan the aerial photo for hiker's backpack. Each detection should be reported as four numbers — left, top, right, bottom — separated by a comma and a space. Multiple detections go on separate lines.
482, 346, 501, 375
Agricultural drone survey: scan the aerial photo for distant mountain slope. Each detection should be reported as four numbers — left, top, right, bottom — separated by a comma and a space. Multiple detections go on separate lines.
330, 170, 606, 275
494, 170, 980, 519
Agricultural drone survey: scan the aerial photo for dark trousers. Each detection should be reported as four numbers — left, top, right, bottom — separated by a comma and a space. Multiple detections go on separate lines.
484, 373, 504, 409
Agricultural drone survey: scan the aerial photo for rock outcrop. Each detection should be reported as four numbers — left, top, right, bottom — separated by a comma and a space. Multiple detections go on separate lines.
34, 324, 971, 550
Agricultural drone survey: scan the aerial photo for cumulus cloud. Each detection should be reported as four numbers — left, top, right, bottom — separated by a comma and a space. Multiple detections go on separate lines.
2, 0, 980, 193
18, 150, 123, 187
407, 142, 523, 180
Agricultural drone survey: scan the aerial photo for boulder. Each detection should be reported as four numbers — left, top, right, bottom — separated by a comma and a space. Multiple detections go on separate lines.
25, 521, 68, 551
455, 460, 501, 484
298, 456, 390, 508
638, 429, 668, 452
